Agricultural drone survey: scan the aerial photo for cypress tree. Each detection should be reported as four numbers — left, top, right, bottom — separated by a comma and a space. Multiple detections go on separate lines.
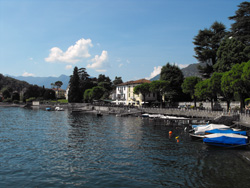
68, 66, 81, 103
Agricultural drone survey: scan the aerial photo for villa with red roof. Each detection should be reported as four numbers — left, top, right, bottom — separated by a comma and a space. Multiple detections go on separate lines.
115, 79, 157, 106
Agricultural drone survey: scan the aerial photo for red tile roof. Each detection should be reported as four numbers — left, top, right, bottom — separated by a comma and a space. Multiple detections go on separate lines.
117, 79, 151, 86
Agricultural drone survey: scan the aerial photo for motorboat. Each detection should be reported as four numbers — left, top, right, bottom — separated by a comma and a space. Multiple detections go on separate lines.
189, 124, 231, 140
203, 133, 249, 148
205, 129, 247, 136
55, 107, 64, 111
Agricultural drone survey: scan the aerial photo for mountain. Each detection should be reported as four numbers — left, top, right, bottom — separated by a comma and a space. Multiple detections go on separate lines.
150, 63, 202, 81
10, 74, 70, 90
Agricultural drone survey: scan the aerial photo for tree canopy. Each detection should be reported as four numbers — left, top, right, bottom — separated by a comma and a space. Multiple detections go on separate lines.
182, 76, 202, 107
229, 1, 250, 45
68, 67, 81, 103
193, 21, 227, 78
214, 37, 250, 72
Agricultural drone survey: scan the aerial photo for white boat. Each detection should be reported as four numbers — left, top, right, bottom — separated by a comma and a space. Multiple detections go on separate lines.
190, 124, 230, 140
55, 107, 64, 111
193, 124, 230, 135
148, 114, 163, 118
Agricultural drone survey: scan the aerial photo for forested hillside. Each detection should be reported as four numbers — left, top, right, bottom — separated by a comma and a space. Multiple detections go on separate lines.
0, 74, 30, 92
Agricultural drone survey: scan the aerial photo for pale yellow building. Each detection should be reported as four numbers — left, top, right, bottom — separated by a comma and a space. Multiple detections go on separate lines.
115, 79, 157, 106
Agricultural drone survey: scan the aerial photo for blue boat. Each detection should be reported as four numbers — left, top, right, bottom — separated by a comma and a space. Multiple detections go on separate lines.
205, 129, 247, 136
203, 133, 249, 148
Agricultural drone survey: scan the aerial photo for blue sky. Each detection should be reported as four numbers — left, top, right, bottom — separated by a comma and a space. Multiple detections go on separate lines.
0, 0, 245, 82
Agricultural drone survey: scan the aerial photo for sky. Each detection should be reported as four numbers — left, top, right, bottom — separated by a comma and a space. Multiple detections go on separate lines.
0, 0, 245, 82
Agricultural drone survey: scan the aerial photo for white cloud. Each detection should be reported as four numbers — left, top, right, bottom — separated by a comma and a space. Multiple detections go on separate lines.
87, 50, 109, 72
45, 38, 93, 63
146, 66, 162, 80
65, 65, 73, 70
178, 64, 189, 69
22, 72, 35, 77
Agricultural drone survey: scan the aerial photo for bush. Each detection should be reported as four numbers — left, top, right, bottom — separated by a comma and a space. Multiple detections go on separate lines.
3, 98, 12, 103
26, 97, 36, 102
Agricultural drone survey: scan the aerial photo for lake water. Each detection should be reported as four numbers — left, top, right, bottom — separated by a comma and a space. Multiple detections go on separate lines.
1, 106, 250, 188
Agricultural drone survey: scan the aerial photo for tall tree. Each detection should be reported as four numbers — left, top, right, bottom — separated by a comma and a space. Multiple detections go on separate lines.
133, 83, 151, 104
195, 79, 214, 110
68, 67, 81, 103
113, 76, 123, 86
54, 81, 63, 90
221, 72, 234, 112
229, 1, 250, 45
160, 63, 184, 102
214, 37, 250, 72
181, 76, 202, 107
193, 21, 227, 77
150, 80, 170, 106
221, 62, 248, 112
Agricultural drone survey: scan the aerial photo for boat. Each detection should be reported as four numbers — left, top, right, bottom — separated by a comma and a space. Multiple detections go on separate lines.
97, 113, 103, 117
148, 114, 163, 118
142, 113, 149, 118
46, 107, 51, 111
203, 133, 249, 148
189, 124, 231, 140
205, 129, 247, 136
55, 107, 64, 111
189, 133, 205, 140
193, 124, 230, 135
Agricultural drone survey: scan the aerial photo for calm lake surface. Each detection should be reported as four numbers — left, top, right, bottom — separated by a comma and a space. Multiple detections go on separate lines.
1, 107, 250, 188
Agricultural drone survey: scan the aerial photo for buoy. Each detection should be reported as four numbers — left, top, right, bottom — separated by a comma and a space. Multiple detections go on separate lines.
175, 136, 179, 139
176, 139, 180, 143
169, 131, 172, 134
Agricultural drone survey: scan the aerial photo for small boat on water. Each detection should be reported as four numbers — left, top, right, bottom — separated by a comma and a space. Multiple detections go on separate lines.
203, 133, 249, 148
46, 107, 51, 111
97, 113, 103, 117
142, 113, 149, 118
190, 124, 231, 140
205, 129, 247, 136
55, 107, 64, 111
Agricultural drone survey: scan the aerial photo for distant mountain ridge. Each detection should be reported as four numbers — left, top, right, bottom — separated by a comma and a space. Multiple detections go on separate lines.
150, 63, 201, 81
10, 74, 70, 90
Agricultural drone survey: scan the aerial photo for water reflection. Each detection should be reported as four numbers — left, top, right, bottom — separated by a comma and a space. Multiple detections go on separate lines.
1, 107, 250, 187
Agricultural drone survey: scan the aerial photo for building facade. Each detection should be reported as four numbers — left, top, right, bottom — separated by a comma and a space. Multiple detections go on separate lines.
115, 79, 157, 106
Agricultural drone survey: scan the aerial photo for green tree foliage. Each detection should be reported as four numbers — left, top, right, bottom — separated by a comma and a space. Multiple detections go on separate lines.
23, 85, 43, 101
214, 37, 250, 72
2, 88, 11, 99
78, 67, 96, 98
229, 1, 250, 45
97, 74, 112, 98
221, 62, 248, 111
0, 74, 30, 92
54, 81, 63, 89
83, 89, 92, 102
193, 21, 227, 78
113, 76, 123, 86
241, 60, 250, 95
12, 92, 20, 101
68, 67, 81, 103
133, 83, 151, 103
90, 86, 105, 100
181, 76, 202, 107
160, 63, 184, 102
43, 89, 56, 100
221, 71, 234, 111
149, 80, 170, 106
195, 79, 214, 109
